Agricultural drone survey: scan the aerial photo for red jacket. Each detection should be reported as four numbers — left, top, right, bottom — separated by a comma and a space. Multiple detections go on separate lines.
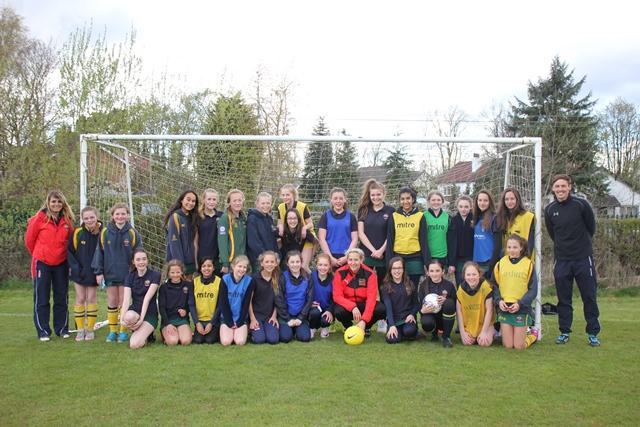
25, 210, 73, 276
332, 263, 379, 323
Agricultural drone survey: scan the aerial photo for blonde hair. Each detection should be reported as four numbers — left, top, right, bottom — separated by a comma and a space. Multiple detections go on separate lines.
41, 190, 75, 224
280, 184, 299, 201
255, 191, 273, 207
225, 189, 245, 227
427, 190, 445, 204
345, 247, 365, 260
315, 253, 331, 265
231, 254, 250, 274
80, 206, 99, 222
258, 250, 281, 294
199, 188, 219, 217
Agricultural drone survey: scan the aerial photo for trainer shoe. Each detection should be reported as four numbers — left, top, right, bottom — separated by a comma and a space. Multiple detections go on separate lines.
442, 337, 453, 348
364, 328, 371, 338
310, 328, 316, 339
377, 320, 388, 333
39, 335, 50, 342
75, 329, 85, 342
320, 327, 330, 338
84, 331, 95, 341
117, 332, 130, 343
588, 334, 600, 347
529, 327, 540, 340
61, 332, 71, 339
106, 331, 118, 343
555, 333, 570, 345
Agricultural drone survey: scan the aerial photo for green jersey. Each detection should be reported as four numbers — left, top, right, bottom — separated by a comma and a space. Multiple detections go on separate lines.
424, 209, 449, 258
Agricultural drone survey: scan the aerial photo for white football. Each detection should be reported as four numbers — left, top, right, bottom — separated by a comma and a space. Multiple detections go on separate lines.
422, 293, 442, 313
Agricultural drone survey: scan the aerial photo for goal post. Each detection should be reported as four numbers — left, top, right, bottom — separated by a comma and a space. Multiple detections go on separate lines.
80, 133, 543, 337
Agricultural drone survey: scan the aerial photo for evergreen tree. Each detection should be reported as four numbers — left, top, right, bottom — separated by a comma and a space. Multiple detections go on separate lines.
383, 143, 412, 197
509, 56, 605, 196
331, 136, 360, 204
300, 117, 333, 203
200, 92, 262, 196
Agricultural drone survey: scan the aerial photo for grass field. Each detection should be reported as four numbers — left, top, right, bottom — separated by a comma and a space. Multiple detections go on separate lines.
1, 284, 638, 426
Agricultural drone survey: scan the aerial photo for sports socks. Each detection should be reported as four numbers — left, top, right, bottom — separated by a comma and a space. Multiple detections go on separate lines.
525, 333, 537, 348
107, 306, 119, 333
74, 304, 85, 330
86, 303, 98, 330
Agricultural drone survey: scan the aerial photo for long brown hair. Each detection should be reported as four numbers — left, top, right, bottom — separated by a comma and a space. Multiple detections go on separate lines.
258, 250, 281, 294
357, 179, 385, 221
164, 190, 200, 237
283, 208, 303, 243
418, 259, 445, 296
472, 190, 496, 231
383, 256, 413, 296
496, 187, 526, 231
41, 190, 75, 225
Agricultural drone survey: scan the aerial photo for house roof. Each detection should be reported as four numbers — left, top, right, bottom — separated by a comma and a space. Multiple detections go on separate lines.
592, 194, 621, 208
436, 161, 489, 184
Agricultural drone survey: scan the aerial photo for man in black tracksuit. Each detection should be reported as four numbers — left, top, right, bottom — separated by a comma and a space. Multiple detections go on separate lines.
544, 174, 601, 346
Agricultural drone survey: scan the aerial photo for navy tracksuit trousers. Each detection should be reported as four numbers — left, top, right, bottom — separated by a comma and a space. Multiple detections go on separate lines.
33, 261, 69, 338
554, 257, 601, 335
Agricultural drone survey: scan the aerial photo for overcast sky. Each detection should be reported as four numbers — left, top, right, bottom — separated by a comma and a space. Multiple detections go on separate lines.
7, 0, 640, 136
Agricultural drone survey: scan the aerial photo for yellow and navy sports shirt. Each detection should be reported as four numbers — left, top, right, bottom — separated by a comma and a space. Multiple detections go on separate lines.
192, 275, 221, 323
457, 279, 494, 338
504, 211, 535, 256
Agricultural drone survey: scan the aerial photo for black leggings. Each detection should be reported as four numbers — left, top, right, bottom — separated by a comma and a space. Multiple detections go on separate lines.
386, 322, 418, 344
420, 299, 456, 339
334, 301, 386, 329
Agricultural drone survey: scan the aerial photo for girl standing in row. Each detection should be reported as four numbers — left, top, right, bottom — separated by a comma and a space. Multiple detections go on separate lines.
68, 206, 102, 341
318, 187, 358, 269
424, 191, 449, 267
197, 189, 223, 274
277, 184, 316, 271
92, 202, 142, 343
218, 189, 247, 274
472, 190, 501, 278
447, 196, 474, 285
497, 187, 535, 256
165, 190, 199, 277
247, 192, 278, 272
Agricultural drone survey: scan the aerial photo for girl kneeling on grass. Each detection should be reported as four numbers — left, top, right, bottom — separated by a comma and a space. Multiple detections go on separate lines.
218, 255, 255, 346
276, 251, 313, 343
120, 248, 160, 349
249, 251, 281, 345
190, 257, 221, 344
308, 253, 334, 339
417, 260, 457, 348
456, 261, 494, 347
492, 234, 538, 350
381, 257, 418, 344
158, 260, 192, 346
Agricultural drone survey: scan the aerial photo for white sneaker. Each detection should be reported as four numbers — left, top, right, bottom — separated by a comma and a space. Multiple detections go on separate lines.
39, 336, 50, 342
75, 329, 85, 342
61, 333, 71, 339
84, 331, 95, 341
320, 327, 330, 338
310, 328, 316, 339
377, 320, 388, 333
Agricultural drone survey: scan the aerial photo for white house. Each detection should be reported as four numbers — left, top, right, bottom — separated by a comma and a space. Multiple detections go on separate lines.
602, 174, 640, 217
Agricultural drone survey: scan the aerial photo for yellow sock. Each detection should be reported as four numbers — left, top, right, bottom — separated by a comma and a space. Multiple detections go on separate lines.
86, 304, 98, 330
74, 304, 85, 330
525, 333, 537, 348
119, 308, 128, 333
107, 307, 119, 333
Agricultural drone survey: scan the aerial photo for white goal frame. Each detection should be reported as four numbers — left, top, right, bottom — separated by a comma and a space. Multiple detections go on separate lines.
80, 134, 543, 337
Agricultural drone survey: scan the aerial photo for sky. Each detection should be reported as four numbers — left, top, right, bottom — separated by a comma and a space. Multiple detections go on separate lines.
6, 0, 640, 137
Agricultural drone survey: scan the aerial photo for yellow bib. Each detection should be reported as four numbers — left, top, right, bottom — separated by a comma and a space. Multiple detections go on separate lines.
505, 211, 534, 244
278, 201, 315, 234
494, 256, 532, 304
392, 212, 422, 254
457, 280, 494, 337
193, 275, 221, 322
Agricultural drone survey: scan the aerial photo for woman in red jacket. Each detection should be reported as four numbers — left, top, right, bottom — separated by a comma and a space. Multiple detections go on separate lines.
332, 248, 385, 337
25, 190, 75, 341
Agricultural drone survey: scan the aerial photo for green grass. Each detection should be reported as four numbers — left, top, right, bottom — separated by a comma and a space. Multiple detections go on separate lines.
0, 285, 638, 426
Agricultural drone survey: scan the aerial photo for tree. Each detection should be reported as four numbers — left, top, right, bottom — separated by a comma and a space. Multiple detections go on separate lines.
300, 117, 334, 203
429, 106, 467, 173
331, 131, 359, 202
509, 56, 605, 195
200, 92, 262, 196
598, 98, 640, 183
383, 143, 413, 197
58, 23, 142, 131
0, 7, 59, 208
253, 70, 299, 193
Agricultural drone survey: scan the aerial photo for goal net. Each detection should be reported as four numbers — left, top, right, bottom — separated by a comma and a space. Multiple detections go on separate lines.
80, 135, 543, 333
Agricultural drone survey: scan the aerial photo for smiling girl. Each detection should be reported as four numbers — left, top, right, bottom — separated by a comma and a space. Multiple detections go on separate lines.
165, 190, 200, 277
